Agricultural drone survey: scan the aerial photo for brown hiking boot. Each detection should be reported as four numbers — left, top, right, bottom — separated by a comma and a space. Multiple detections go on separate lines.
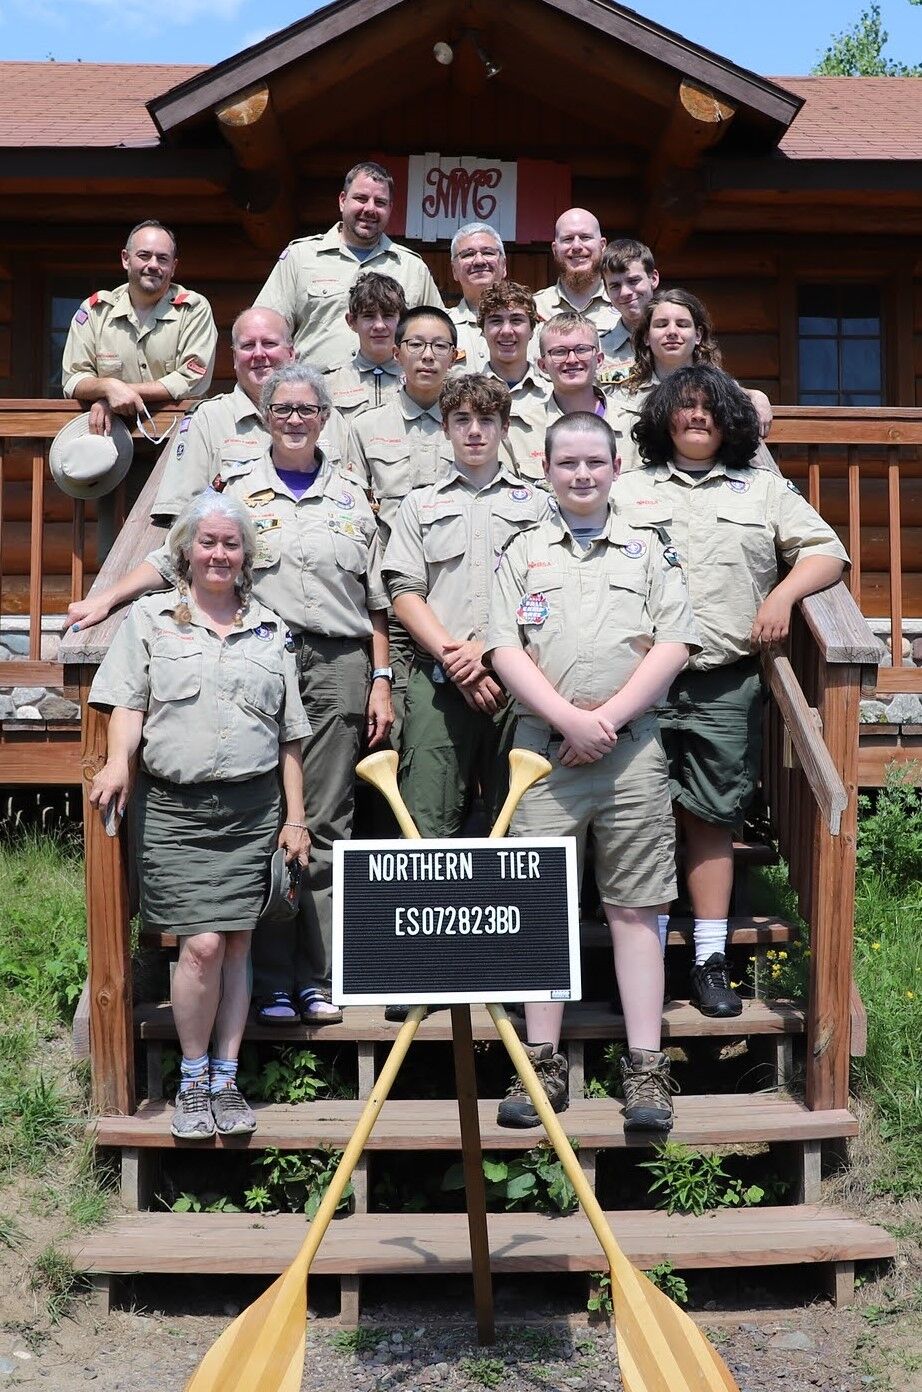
620, 1049, 677, 1132
496, 1043, 569, 1128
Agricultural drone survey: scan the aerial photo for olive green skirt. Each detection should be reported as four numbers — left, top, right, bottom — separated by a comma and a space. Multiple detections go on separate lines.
135, 771, 280, 936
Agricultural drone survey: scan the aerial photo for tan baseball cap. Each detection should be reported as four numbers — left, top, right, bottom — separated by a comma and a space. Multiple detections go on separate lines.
49, 413, 134, 500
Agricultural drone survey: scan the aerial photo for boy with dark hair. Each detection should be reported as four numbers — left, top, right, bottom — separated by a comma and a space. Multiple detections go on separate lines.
598, 237, 660, 385
486, 411, 698, 1131
621, 364, 848, 1016
479, 281, 550, 481
383, 373, 549, 834
327, 271, 406, 419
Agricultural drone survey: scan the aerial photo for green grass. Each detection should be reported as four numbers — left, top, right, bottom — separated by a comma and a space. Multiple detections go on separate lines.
0, 830, 87, 1022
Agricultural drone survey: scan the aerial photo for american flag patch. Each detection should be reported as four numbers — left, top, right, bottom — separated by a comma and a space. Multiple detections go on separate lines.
74, 309, 88, 324
185, 358, 206, 376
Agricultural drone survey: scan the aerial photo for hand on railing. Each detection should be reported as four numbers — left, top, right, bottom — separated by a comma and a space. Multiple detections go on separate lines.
66, 591, 115, 633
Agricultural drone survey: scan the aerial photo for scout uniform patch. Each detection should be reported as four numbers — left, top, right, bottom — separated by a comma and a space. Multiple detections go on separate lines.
252, 624, 273, 640
623, 540, 647, 559
511, 486, 532, 501
727, 478, 750, 493
516, 592, 551, 626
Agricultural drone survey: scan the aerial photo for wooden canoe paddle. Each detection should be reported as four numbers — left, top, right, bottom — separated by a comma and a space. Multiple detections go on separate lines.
183, 1004, 427, 1392
361, 747, 741, 1392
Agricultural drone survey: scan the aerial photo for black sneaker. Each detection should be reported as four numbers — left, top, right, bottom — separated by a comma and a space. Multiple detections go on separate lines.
496, 1043, 569, 1128
690, 953, 742, 1017
620, 1049, 677, 1132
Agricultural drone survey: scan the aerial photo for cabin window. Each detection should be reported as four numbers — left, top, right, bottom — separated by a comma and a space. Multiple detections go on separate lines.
797, 285, 883, 406
46, 283, 87, 396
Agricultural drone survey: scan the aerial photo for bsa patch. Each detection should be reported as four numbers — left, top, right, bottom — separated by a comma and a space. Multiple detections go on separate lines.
786, 480, 801, 494
624, 540, 647, 559
338, 492, 356, 510
252, 624, 272, 640
74, 309, 88, 325
511, 486, 532, 502
663, 545, 681, 568
284, 630, 296, 652
727, 478, 750, 493
516, 592, 550, 627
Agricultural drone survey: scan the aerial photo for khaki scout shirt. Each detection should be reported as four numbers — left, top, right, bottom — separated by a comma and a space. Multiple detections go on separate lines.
149, 451, 388, 639
255, 224, 444, 372
533, 280, 620, 340
485, 364, 551, 482
485, 505, 699, 715
62, 282, 217, 401
614, 462, 849, 671
382, 465, 550, 642
327, 351, 403, 420
347, 388, 454, 544
89, 590, 311, 786
449, 299, 490, 372
151, 385, 353, 521
597, 320, 634, 388
544, 387, 620, 431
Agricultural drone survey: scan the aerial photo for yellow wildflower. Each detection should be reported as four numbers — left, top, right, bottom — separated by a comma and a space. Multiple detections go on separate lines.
872, 942, 881, 951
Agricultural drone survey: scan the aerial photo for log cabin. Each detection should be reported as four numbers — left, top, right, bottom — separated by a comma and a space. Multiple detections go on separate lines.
0, 0, 909, 1313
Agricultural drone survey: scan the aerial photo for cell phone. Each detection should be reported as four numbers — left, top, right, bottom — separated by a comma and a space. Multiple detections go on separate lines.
104, 802, 122, 838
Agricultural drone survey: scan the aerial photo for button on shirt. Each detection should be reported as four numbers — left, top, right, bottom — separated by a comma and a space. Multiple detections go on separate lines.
449, 299, 490, 372
255, 224, 444, 372
62, 282, 217, 401
485, 506, 699, 714
486, 365, 551, 482
152, 386, 353, 521
149, 451, 388, 639
383, 466, 550, 641
615, 463, 849, 670
89, 591, 311, 785
347, 388, 455, 544
327, 351, 403, 420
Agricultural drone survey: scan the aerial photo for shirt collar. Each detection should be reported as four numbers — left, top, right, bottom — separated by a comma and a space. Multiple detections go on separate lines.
110, 281, 178, 327
321, 221, 393, 261
232, 383, 263, 428
354, 350, 401, 377
398, 387, 442, 423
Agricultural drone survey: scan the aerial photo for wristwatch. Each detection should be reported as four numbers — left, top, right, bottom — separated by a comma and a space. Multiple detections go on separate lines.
371, 666, 394, 682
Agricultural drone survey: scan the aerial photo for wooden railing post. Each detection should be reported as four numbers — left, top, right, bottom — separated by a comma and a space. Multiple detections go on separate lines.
805, 662, 861, 1112
78, 663, 135, 1116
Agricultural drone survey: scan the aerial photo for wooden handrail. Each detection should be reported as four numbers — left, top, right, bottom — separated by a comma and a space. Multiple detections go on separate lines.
799, 582, 885, 666
769, 406, 922, 445
762, 648, 848, 835
0, 400, 186, 437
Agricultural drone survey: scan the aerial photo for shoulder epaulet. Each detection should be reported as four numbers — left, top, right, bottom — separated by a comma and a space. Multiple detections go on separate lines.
88, 291, 101, 308
172, 290, 188, 306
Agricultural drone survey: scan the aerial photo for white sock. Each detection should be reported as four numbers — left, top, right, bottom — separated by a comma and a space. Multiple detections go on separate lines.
694, 918, 728, 966
657, 914, 670, 955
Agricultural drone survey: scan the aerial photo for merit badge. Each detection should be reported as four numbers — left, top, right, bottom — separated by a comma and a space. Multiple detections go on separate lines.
663, 545, 681, 568
727, 478, 750, 493
284, 630, 296, 652
515, 592, 551, 626
511, 486, 532, 502
624, 539, 647, 559
252, 624, 272, 640
786, 479, 801, 494
338, 492, 355, 510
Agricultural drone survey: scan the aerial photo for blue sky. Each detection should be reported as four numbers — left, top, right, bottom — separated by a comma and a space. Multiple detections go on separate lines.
0, 0, 918, 73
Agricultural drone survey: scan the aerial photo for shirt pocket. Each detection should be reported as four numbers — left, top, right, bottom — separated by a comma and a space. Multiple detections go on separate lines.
606, 567, 650, 640
149, 639, 202, 703
331, 527, 369, 576
253, 518, 283, 572
490, 498, 538, 553
713, 500, 776, 594
242, 651, 284, 716
421, 509, 467, 565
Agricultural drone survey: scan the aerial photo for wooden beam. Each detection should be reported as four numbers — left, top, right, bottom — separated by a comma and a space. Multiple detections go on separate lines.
642, 78, 736, 258
215, 82, 296, 252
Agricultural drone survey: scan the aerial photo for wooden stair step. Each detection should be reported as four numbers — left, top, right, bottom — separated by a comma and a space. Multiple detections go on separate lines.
92, 1094, 857, 1152
139, 912, 797, 954
69, 1205, 895, 1278
134, 998, 805, 1044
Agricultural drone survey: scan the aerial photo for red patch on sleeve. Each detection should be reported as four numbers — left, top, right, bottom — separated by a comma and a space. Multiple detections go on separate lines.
185, 358, 206, 376
88, 292, 100, 307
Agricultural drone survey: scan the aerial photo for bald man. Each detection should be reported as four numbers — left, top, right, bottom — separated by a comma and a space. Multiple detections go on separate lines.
151, 305, 351, 522
533, 208, 620, 344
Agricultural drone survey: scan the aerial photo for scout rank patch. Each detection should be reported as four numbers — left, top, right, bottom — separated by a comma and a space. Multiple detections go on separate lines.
516, 592, 550, 627
511, 486, 532, 501
252, 624, 273, 640
338, 491, 355, 510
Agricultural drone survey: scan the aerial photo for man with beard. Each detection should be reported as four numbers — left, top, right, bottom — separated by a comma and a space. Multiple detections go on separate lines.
534, 208, 620, 346
256, 161, 444, 373
62, 220, 216, 437
448, 222, 507, 371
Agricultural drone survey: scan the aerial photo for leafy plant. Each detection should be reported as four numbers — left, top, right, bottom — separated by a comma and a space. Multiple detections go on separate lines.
441, 1144, 577, 1215
587, 1271, 612, 1318
639, 1142, 765, 1216
459, 1355, 506, 1388
171, 1192, 241, 1213
585, 1043, 625, 1099
237, 1045, 354, 1104
245, 1146, 351, 1218
857, 766, 922, 888
329, 1327, 388, 1354
0, 831, 87, 1022
8, 1073, 79, 1169
647, 1260, 689, 1305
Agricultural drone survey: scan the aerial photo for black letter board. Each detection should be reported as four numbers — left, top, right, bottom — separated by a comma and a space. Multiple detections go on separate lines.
332, 838, 580, 1005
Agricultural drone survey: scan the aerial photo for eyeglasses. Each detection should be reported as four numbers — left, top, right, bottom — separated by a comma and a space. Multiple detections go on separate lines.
267, 403, 323, 420
544, 344, 597, 362
455, 248, 502, 263
399, 337, 455, 356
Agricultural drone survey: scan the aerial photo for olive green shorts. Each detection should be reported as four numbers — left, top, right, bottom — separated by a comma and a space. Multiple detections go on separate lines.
656, 658, 763, 829
510, 714, 677, 908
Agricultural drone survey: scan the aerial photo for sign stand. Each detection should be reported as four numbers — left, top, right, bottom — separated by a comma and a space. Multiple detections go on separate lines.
450, 1004, 495, 1344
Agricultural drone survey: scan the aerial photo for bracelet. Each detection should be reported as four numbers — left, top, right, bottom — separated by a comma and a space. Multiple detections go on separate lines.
284, 821, 308, 830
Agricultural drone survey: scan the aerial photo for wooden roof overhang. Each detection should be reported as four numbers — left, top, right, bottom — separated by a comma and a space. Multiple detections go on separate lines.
145, 0, 804, 255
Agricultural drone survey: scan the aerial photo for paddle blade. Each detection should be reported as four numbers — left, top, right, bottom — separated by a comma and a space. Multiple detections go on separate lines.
489, 749, 553, 838
185, 1264, 307, 1392
355, 750, 420, 838
613, 1260, 739, 1392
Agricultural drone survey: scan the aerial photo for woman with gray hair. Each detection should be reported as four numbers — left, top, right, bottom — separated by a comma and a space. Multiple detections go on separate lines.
87, 489, 312, 1140
72, 361, 393, 1027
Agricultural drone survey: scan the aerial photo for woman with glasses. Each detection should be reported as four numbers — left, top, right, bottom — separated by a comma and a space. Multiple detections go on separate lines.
68, 362, 393, 1027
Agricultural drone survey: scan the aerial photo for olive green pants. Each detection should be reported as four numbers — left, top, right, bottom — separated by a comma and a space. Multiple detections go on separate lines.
398, 662, 516, 838
252, 633, 369, 998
